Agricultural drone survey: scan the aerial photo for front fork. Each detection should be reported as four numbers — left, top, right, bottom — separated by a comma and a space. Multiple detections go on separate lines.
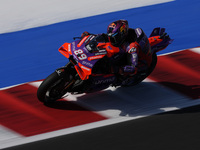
55, 62, 77, 93
55, 62, 73, 76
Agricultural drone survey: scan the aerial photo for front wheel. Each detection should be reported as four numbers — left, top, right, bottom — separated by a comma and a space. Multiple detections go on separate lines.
37, 64, 75, 103
37, 72, 65, 103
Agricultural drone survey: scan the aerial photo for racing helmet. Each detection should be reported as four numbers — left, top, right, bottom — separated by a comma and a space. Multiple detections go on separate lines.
107, 20, 129, 47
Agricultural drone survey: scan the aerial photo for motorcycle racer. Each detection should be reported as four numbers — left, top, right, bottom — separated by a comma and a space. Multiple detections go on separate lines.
81, 20, 153, 84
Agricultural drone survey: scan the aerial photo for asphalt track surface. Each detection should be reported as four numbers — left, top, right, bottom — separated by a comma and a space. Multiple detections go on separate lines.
3, 104, 200, 150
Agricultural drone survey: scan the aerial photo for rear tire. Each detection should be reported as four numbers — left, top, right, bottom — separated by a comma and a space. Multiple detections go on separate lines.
146, 53, 157, 75
122, 53, 157, 86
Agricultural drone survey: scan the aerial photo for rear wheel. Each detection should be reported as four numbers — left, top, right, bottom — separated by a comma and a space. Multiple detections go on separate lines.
122, 53, 157, 86
146, 53, 157, 76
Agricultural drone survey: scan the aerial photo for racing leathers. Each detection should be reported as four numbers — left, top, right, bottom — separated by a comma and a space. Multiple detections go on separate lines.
119, 28, 152, 76
82, 28, 152, 78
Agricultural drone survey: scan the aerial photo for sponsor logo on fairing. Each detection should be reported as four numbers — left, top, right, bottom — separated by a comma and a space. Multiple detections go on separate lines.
95, 52, 107, 56
88, 55, 105, 61
82, 61, 93, 67
94, 77, 115, 85
80, 65, 91, 71
72, 42, 76, 50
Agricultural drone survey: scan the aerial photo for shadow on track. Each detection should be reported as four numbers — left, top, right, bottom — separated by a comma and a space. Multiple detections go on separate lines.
45, 81, 200, 117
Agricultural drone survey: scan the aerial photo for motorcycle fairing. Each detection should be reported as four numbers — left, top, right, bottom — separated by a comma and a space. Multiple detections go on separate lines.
87, 74, 116, 92
59, 43, 72, 58
59, 36, 121, 80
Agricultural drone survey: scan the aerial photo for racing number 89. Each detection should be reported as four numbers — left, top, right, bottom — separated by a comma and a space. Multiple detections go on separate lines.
74, 49, 87, 60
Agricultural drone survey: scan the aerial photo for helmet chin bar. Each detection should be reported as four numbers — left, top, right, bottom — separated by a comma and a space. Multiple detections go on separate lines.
108, 34, 125, 47
108, 32, 120, 46
109, 36, 117, 45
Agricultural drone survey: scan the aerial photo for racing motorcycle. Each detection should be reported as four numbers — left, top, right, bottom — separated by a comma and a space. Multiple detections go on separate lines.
37, 27, 173, 103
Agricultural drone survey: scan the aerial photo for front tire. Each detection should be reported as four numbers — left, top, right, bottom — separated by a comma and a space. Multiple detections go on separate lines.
37, 72, 66, 103
37, 62, 76, 103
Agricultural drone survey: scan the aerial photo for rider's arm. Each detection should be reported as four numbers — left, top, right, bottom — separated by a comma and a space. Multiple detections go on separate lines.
120, 42, 140, 75
94, 33, 109, 43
